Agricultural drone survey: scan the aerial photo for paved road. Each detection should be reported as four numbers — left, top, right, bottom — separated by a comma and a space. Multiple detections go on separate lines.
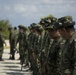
0, 49, 32, 75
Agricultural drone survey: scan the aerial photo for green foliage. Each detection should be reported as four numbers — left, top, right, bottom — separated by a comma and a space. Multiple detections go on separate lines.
0, 19, 11, 39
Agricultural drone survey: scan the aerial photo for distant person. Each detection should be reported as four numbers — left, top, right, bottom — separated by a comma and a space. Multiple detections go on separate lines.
8, 27, 18, 60
0, 28, 6, 61
8, 27, 12, 59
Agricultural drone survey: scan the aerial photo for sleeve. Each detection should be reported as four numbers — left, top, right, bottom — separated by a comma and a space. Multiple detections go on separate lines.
73, 40, 76, 75
1, 33, 5, 43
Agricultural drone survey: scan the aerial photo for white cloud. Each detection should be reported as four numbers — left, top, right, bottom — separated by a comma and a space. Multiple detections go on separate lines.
0, 0, 76, 15
4, 5, 11, 11
0, 0, 76, 26
13, 4, 38, 14
14, 4, 26, 13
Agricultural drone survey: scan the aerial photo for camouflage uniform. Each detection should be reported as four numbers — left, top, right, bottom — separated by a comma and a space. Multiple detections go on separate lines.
0, 28, 6, 60
27, 23, 38, 72
8, 27, 13, 58
45, 16, 63, 75
33, 25, 44, 75
17, 25, 25, 60
10, 27, 18, 60
22, 26, 29, 67
55, 16, 76, 75
39, 16, 53, 75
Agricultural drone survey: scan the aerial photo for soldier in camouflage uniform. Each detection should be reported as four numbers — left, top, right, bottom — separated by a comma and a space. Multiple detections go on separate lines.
17, 25, 25, 60
0, 28, 6, 61
22, 26, 29, 69
45, 17, 63, 75
17, 25, 28, 70
10, 27, 18, 60
32, 25, 44, 75
55, 16, 76, 75
39, 17, 52, 75
27, 23, 39, 73
8, 27, 13, 59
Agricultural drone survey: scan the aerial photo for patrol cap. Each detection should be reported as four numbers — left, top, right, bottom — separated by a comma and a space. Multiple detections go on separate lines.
45, 24, 56, 30
30, 23, 37, 29
14, 27, 17, 30
40, 16, 58, 30
8, 27, 12, 30
45, 17, 58, 30
18, 25, 23, 29
36, 25, 43, 32
39, 18, 50, 27
22, 26, 27, 31
55, 16, 75, 29
31, 23, 36, 27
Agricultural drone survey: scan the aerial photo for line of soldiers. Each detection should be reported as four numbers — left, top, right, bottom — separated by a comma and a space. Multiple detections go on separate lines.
5, 15, 76, 75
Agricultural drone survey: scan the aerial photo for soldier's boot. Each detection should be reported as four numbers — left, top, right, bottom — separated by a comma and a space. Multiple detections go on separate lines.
11, 56, 15, 60
11, 51, 15, 60
0, 55, 4, 61
9, 54, 12, 59
11, 54, 15, 60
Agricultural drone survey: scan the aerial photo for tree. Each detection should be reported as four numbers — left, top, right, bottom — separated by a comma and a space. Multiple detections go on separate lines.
0, 19, 11, 39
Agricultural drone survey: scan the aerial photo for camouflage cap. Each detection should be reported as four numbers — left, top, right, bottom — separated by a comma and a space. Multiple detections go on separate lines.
8, 27, 12, 30
30, 23, 37, 29
46, 24, 55, 30
18, 25, 23, 29
45, 17, 58, 30
22, 26, 27, 31
55, 16, 75, 29
31, 23, 36, 26
36, 25, 43, 32
14, 27, 17, 29
40, 16, 58, 29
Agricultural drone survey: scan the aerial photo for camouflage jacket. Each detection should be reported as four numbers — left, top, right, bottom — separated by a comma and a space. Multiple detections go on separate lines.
48, 37, 62, 68
59, 32, 76, 75
0, 32, 5, 47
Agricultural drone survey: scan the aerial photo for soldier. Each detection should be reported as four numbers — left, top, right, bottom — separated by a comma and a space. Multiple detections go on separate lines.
32, 25, 44, 75
8, 27, 12, 59
17, 25, 24, 59
21, 26, 28, 70
0, 28, 6, 61
27, 23, 38, 72
8, 27, 18, 60
39, 16, 58, 75
45, 17, 62, 75
55, 16, 76, 75
17, 25, 28, 70
11, 27, 18, 60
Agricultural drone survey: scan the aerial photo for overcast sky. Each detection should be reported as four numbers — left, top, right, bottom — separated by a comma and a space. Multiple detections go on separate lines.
0, 0, 76, 27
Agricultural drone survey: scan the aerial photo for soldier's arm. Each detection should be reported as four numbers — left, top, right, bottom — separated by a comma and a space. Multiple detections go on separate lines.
1, 34, 7, 46
73, 40, 76, 75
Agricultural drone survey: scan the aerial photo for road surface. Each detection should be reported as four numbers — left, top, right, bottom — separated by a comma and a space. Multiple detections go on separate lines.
0, 48, 32, 75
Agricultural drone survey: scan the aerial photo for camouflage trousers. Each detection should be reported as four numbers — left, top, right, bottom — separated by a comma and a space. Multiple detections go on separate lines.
48, 66, 61, 75
0, 47, 4, 59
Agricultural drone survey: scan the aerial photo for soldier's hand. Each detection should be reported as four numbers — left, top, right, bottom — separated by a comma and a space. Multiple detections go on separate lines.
36, 58, 39, 64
